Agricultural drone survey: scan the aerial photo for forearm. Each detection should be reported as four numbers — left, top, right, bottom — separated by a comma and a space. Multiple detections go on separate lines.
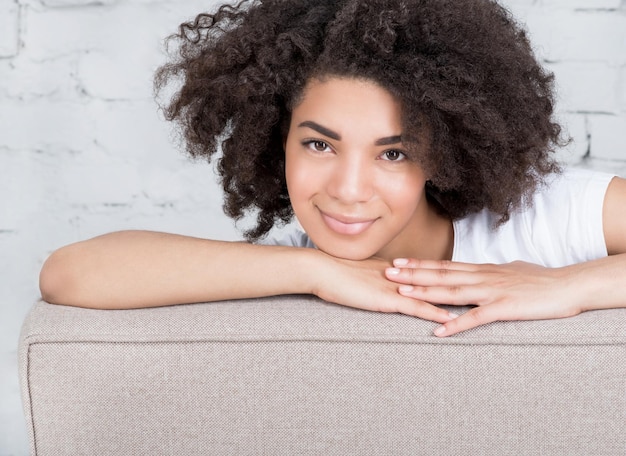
39, 230, 318, 309
565, 253, 626, 312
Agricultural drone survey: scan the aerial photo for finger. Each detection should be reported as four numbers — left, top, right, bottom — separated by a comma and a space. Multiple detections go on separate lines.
396, 283, 487, 305
393, 298, 459, 324
433, 306, 501, 337
393, 258, 482, 272
385, 266, 483, 287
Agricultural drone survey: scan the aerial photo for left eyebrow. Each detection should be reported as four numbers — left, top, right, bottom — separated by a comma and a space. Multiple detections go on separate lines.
375, 135, 403, 146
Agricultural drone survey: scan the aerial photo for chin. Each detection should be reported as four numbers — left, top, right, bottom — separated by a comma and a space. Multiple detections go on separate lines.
315, 241, 380, 261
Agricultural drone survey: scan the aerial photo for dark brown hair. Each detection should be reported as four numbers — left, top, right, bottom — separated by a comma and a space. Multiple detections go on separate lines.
155, 0, 563, 240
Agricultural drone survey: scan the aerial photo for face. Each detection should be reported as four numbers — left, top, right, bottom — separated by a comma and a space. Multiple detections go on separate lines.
285, 77, 432, 260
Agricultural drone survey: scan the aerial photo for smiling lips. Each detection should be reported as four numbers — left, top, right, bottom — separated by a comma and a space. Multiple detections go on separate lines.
319, 210, 377, 235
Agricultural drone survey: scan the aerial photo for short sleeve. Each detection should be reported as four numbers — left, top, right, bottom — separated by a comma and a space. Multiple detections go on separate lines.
257, 226, 316, 248
528, 168, 614, 266
453, 168, 615, 267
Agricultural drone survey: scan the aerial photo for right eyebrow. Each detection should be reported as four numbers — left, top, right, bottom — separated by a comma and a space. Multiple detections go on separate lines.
298, 120, 403, 146
297, 121, 341, 141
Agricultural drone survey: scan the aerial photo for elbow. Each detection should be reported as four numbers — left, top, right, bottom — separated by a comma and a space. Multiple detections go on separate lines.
39, 247, 80, 306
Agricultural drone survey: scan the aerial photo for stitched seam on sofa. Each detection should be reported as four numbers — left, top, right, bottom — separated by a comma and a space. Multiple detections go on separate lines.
25, 339, 626, 347
26, 344, 39, 456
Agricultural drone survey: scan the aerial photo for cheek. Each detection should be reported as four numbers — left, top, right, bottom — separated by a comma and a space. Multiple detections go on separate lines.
285, 147, 314, 203
379, 167, 427, 210
285, 152, 299, 194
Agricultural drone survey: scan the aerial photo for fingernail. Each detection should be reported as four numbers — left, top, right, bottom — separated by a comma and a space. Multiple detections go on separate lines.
399, 285, 414, 293
434, 325, 446, 336
448, 312, 459, 319
394, 258, 409, 266
386, 268, 400, 275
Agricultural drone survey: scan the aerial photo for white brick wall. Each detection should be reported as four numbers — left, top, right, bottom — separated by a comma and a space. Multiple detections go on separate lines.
2, 1, 625, 453
507, 0, 626, 170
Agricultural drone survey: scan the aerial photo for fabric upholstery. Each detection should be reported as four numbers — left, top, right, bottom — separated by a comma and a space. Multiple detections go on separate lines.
19, 297, 626, 455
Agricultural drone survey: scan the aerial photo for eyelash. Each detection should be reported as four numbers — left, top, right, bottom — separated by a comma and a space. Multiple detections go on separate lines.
380, 150, 407, 162
302, 140, 407, 162
303, 140, 332, 153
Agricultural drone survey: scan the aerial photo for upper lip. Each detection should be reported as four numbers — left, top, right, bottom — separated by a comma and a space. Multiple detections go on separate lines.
319, 209, 376, 224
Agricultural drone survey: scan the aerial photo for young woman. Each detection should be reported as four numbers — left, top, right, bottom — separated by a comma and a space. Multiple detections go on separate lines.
39, 0, 626, 337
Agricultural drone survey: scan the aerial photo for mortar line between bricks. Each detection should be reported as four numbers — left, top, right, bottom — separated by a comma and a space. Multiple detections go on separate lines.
573, 8, 621, 12
17, 0, 25, 57
0, 0, 20, 58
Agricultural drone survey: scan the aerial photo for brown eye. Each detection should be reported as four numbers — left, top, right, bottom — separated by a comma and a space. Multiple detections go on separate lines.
303, 140, 331, 153
383, 150, 406, 161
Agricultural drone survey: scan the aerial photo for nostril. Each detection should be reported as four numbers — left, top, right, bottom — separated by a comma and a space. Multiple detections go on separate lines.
327, 163, 374, 203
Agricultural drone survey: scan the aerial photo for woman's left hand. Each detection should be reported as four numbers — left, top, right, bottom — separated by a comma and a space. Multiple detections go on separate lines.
385, 259, 583, 337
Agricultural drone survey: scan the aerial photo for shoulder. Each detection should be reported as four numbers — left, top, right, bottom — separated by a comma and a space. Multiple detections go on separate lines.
453, 168, 616, 266
257, 225, 316, 249
602, 174, 626, 255
540, 167, 615, 204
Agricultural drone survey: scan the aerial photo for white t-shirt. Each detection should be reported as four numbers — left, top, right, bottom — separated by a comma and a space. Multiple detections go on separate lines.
262, 169, 615, 267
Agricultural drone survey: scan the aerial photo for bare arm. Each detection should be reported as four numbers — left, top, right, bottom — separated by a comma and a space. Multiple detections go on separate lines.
39, 230, 455, 323
385, 176, 626, 336
39, 231, 314, 309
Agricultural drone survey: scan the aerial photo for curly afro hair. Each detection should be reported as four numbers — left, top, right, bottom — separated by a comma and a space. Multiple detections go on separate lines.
155, 0, 564, 241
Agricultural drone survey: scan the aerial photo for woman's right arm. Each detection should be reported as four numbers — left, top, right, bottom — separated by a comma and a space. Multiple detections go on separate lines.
39, 230, 454, 323
39, 230, 316, 309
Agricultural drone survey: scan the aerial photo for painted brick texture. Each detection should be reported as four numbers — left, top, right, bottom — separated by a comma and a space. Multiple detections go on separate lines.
1, 1, 625, 454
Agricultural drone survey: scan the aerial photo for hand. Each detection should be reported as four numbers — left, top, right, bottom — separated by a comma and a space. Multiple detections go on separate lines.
385, 259, 583, 337
310, 252, 457, 324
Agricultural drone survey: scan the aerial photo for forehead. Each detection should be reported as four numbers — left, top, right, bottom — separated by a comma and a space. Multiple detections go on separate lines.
290, 77, 404, 132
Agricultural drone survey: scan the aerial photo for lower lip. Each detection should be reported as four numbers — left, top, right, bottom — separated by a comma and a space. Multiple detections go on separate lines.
320, 212, 376, 236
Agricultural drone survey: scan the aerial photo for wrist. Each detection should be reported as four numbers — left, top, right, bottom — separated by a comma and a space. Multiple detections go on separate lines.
561, 256, 623, 312
299, 248, 330, 297
278, 246, 327, 297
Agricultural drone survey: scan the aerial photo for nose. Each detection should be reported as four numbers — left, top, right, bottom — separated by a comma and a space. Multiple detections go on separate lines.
326, 153, 374, 204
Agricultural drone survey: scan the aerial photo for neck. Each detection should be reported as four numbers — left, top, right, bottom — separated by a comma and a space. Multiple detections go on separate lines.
376, 202, 454, 262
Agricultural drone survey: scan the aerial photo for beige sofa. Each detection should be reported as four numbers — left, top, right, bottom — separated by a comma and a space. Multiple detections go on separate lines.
19, 297, 626, 455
